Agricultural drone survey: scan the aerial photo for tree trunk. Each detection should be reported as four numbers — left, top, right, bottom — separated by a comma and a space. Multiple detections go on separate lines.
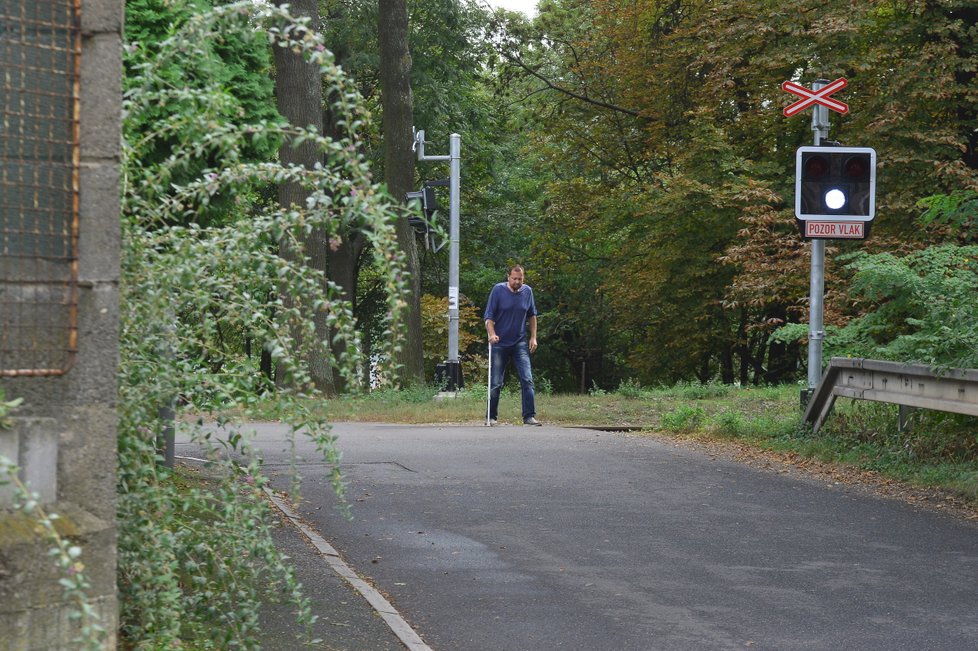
273, 0, 334, 392
378, 0, 426, 386
720, 344, 734, 384
737, 311, 750, 387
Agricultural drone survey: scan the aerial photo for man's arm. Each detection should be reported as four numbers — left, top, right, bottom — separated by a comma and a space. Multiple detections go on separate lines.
485, 285, 501, 344
528, 315, 537, 353
486, 319, 499, 345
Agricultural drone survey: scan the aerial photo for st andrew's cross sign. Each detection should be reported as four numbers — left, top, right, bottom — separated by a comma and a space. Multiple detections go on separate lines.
781, 77, 849, 117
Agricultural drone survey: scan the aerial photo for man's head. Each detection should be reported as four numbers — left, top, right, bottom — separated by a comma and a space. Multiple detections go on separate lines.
507, 265, 525, 292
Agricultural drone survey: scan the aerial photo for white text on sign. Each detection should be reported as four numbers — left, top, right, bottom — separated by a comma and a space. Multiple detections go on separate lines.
805, 221, 864, 239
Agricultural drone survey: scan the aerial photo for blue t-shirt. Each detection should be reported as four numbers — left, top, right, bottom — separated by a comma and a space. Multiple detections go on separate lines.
484, 282, 537, 347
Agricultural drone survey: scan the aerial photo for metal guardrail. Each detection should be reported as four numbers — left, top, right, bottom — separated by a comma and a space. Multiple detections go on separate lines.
803, 357, 978, 433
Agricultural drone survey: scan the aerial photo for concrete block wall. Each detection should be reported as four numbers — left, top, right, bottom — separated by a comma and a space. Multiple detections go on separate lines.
0, 0, 124, 648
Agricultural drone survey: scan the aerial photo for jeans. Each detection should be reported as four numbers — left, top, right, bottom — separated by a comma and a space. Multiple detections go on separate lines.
489, 341, 536, 422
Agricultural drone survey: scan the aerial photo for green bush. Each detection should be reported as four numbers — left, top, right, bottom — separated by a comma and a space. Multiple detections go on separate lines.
660, 405, 707, 432
832, 245, 978, 368
776, 244, 978, 370
709, 410, 747, 437
615, 378, 647, 398
118, 3, 407, 648
535, 374, 554, 396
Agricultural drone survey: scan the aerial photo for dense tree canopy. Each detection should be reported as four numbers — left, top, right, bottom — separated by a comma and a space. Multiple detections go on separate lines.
488, 0, 978, 389
125, 0, 978, 391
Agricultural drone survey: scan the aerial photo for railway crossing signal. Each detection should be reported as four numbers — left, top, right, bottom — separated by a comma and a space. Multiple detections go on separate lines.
795, 146, 876, 221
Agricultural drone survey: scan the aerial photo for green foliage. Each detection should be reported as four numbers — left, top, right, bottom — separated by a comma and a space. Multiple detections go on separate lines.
419, 293, 488, 383
918, 191, 978, 234
118, 2, 407, 648
615, 378, 647, 399
124, 0, 283, 226
706, 409, 798, 440
534, 374, 554, 396
486, 0, 978, 387
660, 405, 707, 432
0, 388, 22, 429
708, 410, 749, 438
777, 244, 978, 369
119, 460, 309, 649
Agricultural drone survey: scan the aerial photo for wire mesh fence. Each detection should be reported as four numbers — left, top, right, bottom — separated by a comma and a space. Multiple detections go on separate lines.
0, 0, 80, 376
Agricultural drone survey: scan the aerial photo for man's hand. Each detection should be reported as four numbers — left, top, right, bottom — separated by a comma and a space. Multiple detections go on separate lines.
489, 333, 500, 345
528, 337, 537, 353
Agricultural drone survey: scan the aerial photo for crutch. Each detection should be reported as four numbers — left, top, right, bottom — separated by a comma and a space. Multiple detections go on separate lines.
485, 341, 492, 426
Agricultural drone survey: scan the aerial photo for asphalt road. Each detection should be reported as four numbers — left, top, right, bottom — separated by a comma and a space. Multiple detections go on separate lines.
182, 421, 978, 651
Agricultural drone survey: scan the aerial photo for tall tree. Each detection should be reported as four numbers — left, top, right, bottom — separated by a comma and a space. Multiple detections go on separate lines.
273, 0, 334, 391
378, 0, 425, 384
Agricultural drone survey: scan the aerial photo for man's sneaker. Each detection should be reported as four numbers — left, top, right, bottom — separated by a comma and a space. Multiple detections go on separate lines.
488, 419, 498, 426
524, 417, 542, 426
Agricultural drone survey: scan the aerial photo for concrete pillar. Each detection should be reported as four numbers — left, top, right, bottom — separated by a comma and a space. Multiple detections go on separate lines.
0, 0, 123, 647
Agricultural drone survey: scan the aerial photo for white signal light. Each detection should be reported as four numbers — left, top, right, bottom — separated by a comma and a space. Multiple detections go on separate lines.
824, 188, 846, 210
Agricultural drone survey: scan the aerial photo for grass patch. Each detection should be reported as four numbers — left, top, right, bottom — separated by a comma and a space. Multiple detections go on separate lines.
661, 405, 707, 432
246, 382, 799, 430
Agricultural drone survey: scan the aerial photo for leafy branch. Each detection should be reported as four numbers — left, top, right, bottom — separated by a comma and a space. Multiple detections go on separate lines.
117, 2, 408, 647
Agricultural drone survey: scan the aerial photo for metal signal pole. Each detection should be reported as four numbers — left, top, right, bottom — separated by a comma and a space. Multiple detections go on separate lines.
806, 80, 830, 402
414, 129, 463, 390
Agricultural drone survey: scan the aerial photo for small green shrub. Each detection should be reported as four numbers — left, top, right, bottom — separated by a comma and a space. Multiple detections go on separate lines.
709, 410, 747, 437
660, 405, 707, 432
616, 378, 647, 399
535, 374, 554, 396
588, 381, 608, 397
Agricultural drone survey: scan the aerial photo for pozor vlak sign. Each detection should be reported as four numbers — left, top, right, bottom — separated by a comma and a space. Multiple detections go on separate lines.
795, 146, 876, 239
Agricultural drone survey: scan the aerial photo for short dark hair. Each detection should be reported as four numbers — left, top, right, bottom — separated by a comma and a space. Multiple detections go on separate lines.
508, 264, 524, 275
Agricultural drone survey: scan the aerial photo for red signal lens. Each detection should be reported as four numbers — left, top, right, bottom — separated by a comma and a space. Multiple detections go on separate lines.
844, 155, 870, 179
804, 155, 829, 179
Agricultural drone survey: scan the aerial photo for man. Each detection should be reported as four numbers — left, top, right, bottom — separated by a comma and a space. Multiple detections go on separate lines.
484, 265, 541, 426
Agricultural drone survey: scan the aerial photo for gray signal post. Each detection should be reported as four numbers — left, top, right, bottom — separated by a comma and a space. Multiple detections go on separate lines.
783, 77, 849, 404
414, 129, 463, 391
786, 76, 875, 406
807, 79, 830, 401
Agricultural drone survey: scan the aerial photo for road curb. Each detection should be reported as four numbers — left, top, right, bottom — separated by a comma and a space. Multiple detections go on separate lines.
262, 487, 433, 651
